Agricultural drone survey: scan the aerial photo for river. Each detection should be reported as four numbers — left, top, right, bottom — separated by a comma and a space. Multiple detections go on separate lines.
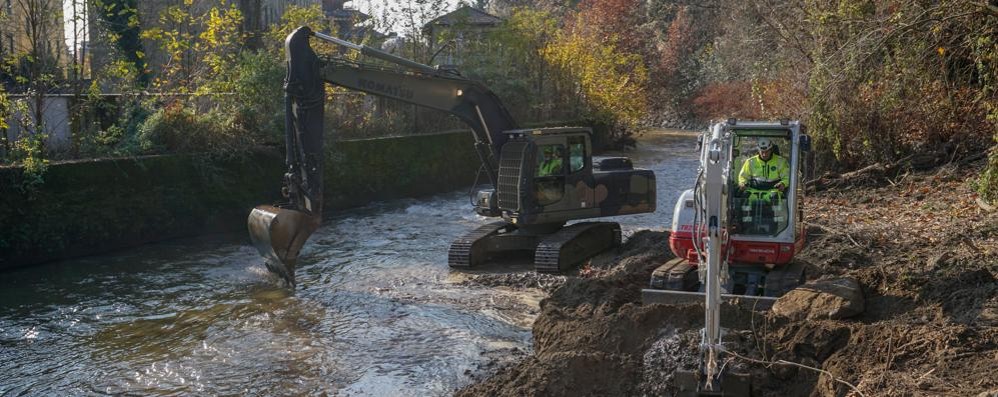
0, 130, 698, 396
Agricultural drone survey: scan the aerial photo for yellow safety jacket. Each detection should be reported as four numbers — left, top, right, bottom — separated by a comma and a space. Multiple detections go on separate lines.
538, 158, 562, 177
738, 154, 790, 188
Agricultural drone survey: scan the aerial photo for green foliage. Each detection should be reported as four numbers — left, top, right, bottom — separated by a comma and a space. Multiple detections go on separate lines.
92, 0, 149, 85
1, 96, 49, 188
12, 133, 49, 189
74, 93, 151, 158
136, 103, 250, 154
265, 4, 328, 53
140, 0, 245, 93
225, 52, 286, 144
0, 86, 9, 136
460, 8, 571, 122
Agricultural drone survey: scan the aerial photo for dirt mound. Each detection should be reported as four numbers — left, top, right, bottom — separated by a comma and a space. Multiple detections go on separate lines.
457, 231, 696, 397
459, 164, 998, 396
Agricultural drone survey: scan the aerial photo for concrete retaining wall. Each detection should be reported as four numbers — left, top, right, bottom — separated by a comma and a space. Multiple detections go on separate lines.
0, 131, 480, 270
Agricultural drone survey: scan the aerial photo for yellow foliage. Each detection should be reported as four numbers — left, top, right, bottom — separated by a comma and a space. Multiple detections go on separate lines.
541, 29, 648, 126
266, 4, 328, 54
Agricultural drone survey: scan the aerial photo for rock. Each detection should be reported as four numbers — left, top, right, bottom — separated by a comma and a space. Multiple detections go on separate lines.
772, 277, 865, 320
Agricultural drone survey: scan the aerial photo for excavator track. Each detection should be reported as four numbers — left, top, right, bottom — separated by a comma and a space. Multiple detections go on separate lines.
642, 259, 806, 309
534, 222, 621, 273
763, 259, 807, 297
448, 221, 516, 268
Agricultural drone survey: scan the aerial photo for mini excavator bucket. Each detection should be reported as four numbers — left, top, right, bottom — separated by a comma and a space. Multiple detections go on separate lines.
248, 205, 321, 286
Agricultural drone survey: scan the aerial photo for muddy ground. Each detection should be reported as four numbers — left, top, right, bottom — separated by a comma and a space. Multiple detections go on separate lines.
456, 161, 998, 396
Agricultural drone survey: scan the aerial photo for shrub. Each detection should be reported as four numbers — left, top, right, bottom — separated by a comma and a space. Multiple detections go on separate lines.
136, 103, 249, 154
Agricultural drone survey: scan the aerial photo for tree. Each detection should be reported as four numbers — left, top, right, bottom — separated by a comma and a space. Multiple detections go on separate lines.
540, 4, 648, 140
3, 0, 66, 157
92, 0, 149, 86
139, 0, 244, 94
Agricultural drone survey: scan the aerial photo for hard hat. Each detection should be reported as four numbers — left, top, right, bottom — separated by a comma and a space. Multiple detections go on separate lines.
757, 138, 773, 151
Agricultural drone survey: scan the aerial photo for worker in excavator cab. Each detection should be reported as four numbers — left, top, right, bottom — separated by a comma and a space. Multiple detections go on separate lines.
535, 145, 564, 205
537, 146, 563, 177
737, 137, 790, 234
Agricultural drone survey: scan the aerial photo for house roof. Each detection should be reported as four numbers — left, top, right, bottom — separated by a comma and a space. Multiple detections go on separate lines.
423, 6, 502, 29
328, 8, 371, 22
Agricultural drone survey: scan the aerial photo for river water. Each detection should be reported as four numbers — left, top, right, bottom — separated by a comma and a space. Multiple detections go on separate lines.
0, 130, 698, 396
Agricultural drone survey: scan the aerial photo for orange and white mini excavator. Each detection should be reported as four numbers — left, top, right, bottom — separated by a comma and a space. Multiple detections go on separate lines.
643, 119, 811, 396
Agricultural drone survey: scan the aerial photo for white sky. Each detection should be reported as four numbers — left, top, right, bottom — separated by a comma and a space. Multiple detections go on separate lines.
63, 0, 464, 52
62, 0, 88, 54
349, 0, 463, 34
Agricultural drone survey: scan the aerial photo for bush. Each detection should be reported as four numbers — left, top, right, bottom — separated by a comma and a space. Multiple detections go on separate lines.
136, 103, 249, 154
224, 51, 286, 145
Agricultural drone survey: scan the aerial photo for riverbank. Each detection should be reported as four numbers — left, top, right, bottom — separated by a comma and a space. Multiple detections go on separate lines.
0, 131, 480, 270
457, 159, 998, 396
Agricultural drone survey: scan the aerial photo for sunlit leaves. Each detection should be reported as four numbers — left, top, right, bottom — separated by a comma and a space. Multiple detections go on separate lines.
542, 8, 648, 127
265, 4, 328, 54
140, 0, 245, 93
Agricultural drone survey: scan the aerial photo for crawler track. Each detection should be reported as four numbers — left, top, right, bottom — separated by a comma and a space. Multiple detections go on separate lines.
534, 222, 621, 273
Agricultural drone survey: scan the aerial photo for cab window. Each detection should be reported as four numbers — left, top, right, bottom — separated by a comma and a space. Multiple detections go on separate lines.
536, 144, 565, 176
535, 144, 565, 206
568, 137, 585, 173
730, 135, 793, 236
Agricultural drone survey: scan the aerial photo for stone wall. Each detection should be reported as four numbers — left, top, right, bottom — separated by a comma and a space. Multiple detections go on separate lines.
0, 131, 479, 270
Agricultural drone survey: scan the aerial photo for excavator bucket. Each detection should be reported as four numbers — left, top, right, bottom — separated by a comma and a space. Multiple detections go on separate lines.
248, 205, 321, 286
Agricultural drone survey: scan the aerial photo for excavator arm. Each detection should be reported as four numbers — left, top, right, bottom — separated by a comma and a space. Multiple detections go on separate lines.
249, 26, 518, 285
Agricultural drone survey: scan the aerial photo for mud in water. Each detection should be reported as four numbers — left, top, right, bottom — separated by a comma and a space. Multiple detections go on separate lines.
459, 162, 998, 396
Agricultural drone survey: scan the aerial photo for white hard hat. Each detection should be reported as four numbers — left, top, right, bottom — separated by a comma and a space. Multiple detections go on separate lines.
757, 138, 773, 151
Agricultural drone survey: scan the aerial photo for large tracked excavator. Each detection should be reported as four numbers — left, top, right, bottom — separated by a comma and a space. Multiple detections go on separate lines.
248, 27, 656, 285
642, 119, 811, 396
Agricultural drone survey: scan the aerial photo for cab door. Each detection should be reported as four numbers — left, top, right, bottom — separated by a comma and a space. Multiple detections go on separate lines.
531, 134, 594, 214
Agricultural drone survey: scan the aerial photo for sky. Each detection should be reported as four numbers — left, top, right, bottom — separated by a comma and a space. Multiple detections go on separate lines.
62, 0, 466, 53
62, 0, 88, 55
352, 0, 464, 34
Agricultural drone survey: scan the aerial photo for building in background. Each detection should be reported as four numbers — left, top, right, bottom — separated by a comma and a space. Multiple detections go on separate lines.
325, 0, 385, 41
0, 0, 72, 84
422, 6, 501, 68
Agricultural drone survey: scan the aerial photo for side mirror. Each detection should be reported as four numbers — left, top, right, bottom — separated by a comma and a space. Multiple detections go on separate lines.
800, 134, 812, 152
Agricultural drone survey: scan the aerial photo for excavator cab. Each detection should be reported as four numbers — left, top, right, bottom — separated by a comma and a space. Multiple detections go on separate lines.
452, 127, 656, 272
486, 128, 654, 225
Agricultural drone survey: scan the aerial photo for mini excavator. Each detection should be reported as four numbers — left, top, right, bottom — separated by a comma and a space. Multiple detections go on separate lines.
642, 120, 811, 396
248, 27, 656, 285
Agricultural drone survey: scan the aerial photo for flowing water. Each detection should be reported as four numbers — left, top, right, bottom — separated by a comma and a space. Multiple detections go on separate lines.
0, 130, 698, 396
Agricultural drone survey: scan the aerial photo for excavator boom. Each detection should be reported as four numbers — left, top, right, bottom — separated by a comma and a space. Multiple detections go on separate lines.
249, 27, 521, 285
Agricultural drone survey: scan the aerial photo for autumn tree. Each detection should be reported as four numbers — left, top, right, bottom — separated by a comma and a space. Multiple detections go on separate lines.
140, 0, 245, 94
543, 5, 648, 145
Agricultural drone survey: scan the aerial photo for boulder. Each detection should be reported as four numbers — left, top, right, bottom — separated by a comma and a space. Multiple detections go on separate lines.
772, 277, 865, 320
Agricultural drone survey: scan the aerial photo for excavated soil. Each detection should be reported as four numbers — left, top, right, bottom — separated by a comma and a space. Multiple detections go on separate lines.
457, 162, 998, 396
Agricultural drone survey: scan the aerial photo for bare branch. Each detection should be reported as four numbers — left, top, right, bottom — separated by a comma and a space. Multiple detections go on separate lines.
970, 1, 998, 17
